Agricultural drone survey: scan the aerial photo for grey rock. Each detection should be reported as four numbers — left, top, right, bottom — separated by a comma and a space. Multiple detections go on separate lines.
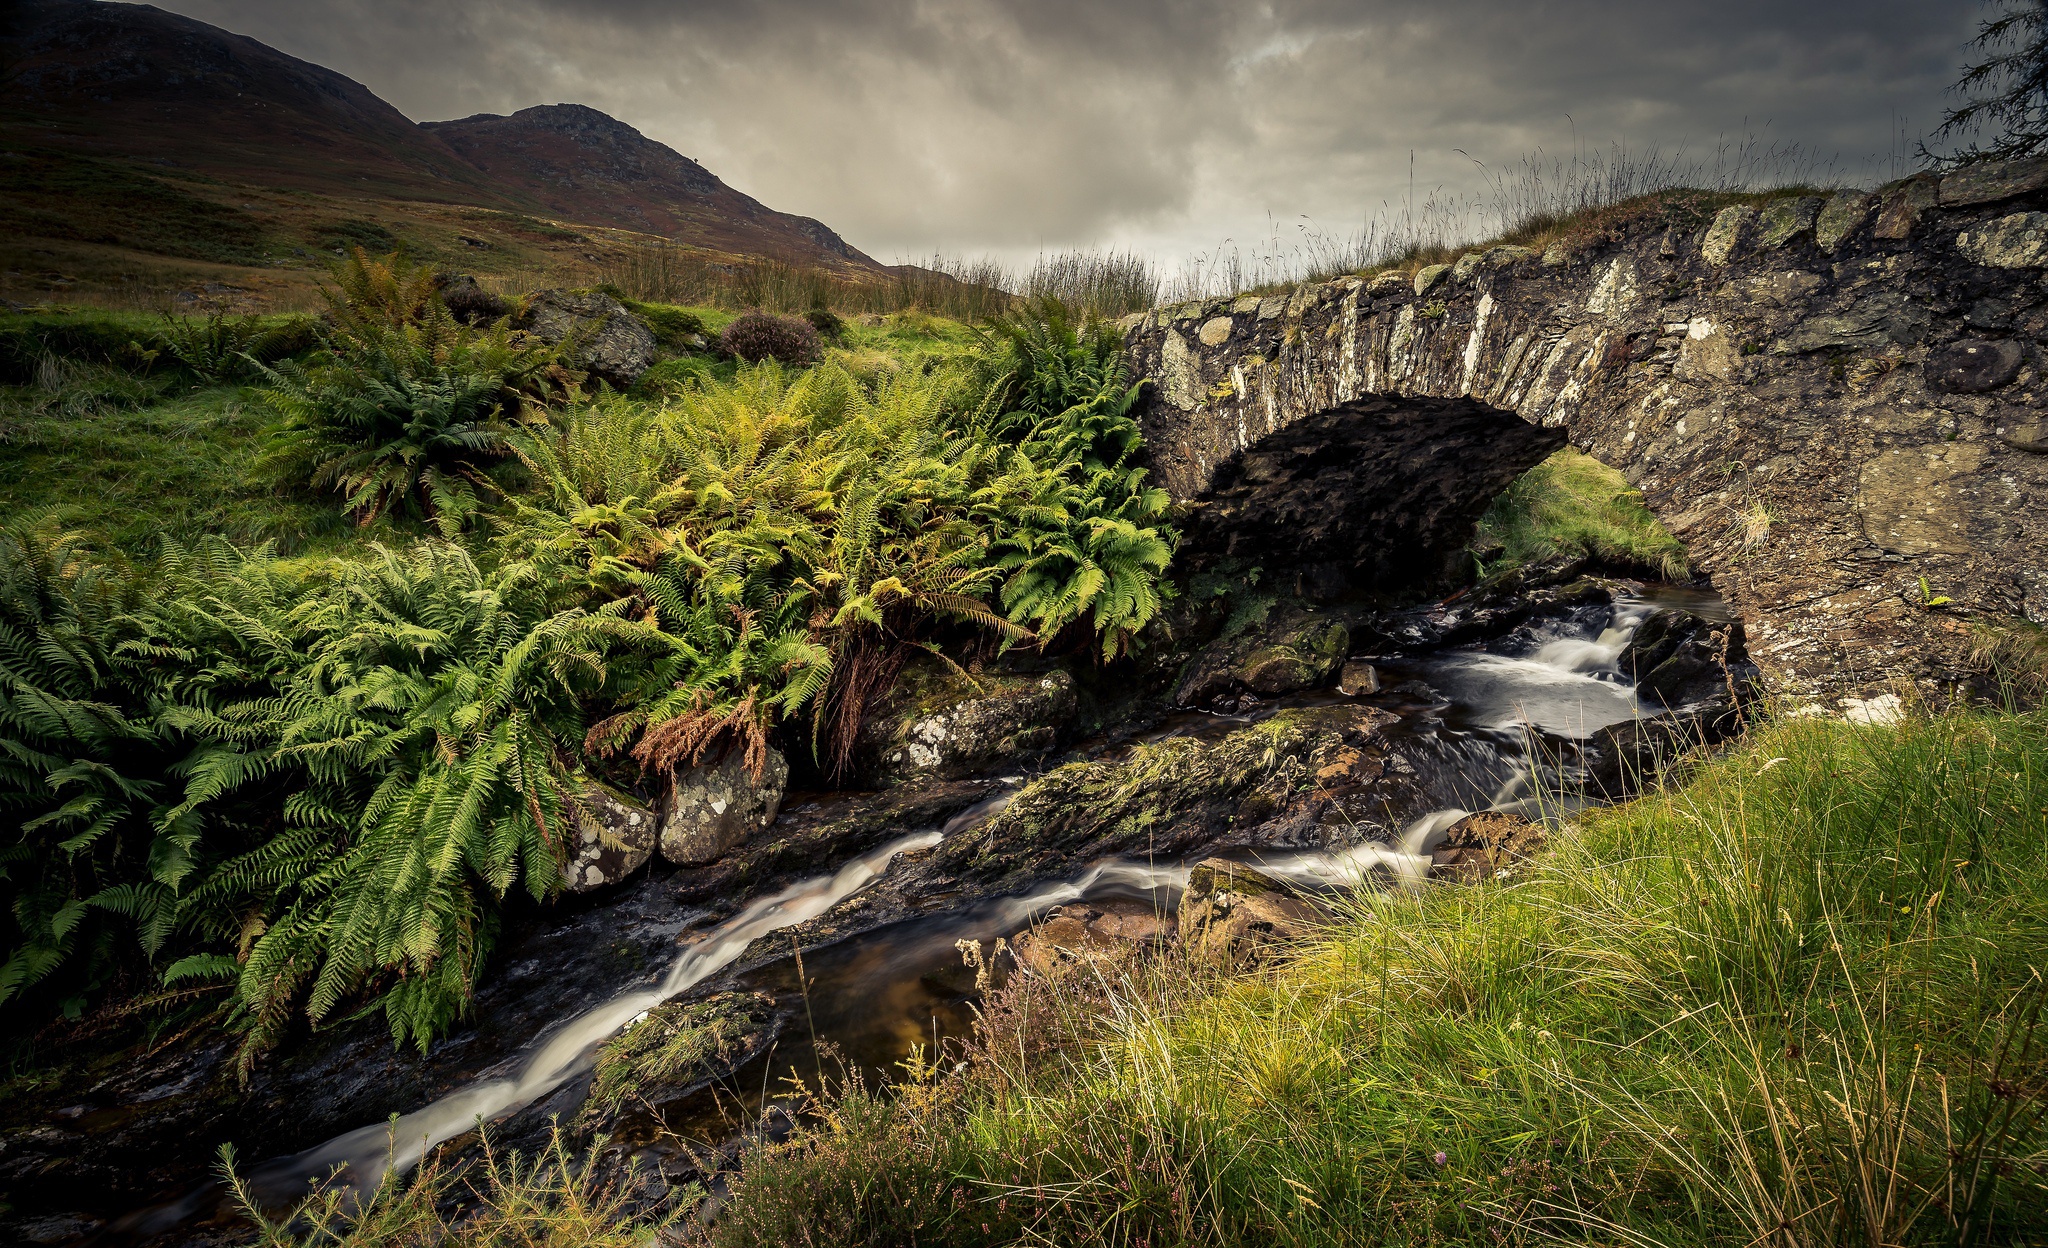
1940, 155, 2048, 206
1816, 191, 1873, 253
1757, 196, 1823, 247
1197, 315, 1235, 347
1178, 858, 1331, 966
521, 289, 657, 387
658, 748, 788, 865
1160, 328, 1203, 409
1928, 338, 2026, 393
1173, 604, 1349, 707
1413, 263, 1451, 296
1958, 213, 2048, 268
1701, 205, 1757, 266
860, 668, 1077, 787
561, 782, 658, 893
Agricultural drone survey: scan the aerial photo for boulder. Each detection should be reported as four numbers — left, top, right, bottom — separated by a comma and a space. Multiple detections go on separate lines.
1427, 811, 1546, 882
1171, 603, 1348, 707
1177, 858, 1331, 966
576, 992, 780, 1134
857, 666, 1076, 787
562, 782, 658, 893
520, 288, 657, 387
659, 748, 789, 865
1620, 608, 1751, 715
1337, 658, 1381, 696
1011, 898, 1173, 977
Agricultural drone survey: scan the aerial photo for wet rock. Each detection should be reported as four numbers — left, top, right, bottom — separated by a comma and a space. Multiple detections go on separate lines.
1177, 858, 1332, 966
1927, 338, 2025, 393
576, 993, 781, 1133
1011, 898, 1174, 977
562, 782, 658, 893
660, 748, 789, 865
520, 288, 657, 386
1172, 603, 1348, 707
938, 703, 1408, 883
1354, 561, 1609, 655
1620, 608, 1748, 713
1427, 811, 1546, 882
858, 665, 1076, 787
1337, 658, 1381, 696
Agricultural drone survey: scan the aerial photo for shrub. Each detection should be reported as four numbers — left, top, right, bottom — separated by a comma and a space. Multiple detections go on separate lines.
259, 251, 567, 533
153, 311, 316, 384
806, 305, 846, 340
720, 311, 820, 365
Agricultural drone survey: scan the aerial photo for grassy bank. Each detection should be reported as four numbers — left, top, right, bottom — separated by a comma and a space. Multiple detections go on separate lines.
1472, 447, 1689, 581
712, 707, 2048, 1246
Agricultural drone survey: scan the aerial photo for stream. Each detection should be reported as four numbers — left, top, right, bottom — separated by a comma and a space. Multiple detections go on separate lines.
86, 583, 1730, 1244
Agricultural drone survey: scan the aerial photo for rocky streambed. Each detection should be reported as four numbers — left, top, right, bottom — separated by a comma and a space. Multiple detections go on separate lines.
0, 567, 1754, 1246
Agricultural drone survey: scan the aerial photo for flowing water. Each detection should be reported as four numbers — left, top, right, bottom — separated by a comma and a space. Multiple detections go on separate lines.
101, 588, 1711, 1240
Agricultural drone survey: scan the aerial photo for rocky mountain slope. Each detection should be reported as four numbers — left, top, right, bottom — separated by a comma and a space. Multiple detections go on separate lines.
0, 0, 880, 282
424, 104, 879, 273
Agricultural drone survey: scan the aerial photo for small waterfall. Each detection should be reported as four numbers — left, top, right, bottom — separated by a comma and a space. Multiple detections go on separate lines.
244, 830, 945, 1202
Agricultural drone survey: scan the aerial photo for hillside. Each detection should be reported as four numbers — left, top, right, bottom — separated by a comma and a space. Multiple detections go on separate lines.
424, 104, 880, 274
0, 0, 882, 307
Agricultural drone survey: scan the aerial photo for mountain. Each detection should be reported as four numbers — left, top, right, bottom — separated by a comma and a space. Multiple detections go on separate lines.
424, 105, 879, 273
0, 0, 880, 275
1, 0, 516, 205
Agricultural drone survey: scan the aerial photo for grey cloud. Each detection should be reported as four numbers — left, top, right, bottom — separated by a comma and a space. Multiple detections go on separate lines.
155, 0, 1982, 266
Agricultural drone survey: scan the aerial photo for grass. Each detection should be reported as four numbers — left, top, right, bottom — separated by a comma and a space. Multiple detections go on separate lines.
710, 706, 2048, 1246
1472, 447, 1690, 580
0, 371, 378, 555
1165, 133, 1855, 302
221, 1124, 689, 1247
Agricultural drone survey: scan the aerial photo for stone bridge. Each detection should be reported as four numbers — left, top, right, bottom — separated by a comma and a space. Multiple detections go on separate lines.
1124, 160, 2048, 706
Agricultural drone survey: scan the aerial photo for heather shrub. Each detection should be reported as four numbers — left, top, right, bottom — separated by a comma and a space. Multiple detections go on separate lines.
719, 310, 820, 365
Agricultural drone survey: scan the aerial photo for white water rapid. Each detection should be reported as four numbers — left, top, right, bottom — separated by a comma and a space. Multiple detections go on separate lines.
246, 829, 947, 1201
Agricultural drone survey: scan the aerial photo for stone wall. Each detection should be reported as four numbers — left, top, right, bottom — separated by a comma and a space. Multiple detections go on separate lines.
1124, 159, 2048, 706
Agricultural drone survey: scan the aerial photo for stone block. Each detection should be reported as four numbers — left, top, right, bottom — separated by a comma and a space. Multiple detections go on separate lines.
1872, 175, 1938, 240
1757, 196, 1823, 247
1701, 205, 1757, 266
1816, 191, 1873, 253
1413, 263, 1451, 296
1958, 213, 2048, 267
1940, 155, 2048, 206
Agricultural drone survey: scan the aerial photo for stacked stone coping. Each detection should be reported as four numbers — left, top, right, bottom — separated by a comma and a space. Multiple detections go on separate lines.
1121, 159, 2048, 708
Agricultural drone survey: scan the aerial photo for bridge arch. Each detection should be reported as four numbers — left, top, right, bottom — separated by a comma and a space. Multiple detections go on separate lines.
1124, 176, 2048, 703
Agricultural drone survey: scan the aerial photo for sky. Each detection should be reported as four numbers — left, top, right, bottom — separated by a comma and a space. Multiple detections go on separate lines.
154, 0, 1986, 277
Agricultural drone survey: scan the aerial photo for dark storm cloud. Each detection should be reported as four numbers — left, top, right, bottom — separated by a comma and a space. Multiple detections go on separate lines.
153, 0, 1981, 267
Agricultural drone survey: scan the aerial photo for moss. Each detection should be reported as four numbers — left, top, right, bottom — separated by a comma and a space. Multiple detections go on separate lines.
1472, 447, 1688, 580
941, 706, 1363, 880
578, 993, 775, 1129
